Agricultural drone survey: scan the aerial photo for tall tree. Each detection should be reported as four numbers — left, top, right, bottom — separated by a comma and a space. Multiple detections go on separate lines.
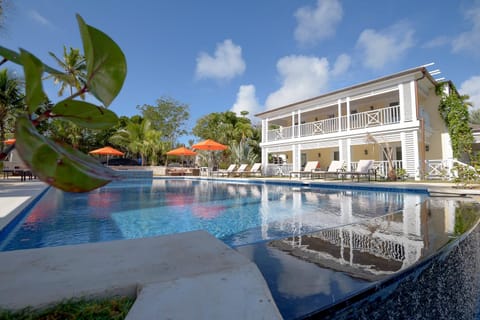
137, 97, 189, 146
0, 68, 23, 152
192, 111, 239, 145
46, 46, 86, 97
193, 111, 261, 166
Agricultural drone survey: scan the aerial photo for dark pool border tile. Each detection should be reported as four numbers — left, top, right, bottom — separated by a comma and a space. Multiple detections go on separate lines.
301, 215, 480, 319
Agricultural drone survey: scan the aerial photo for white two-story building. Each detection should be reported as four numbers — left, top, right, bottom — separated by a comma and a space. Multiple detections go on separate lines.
255, 65, 453, 180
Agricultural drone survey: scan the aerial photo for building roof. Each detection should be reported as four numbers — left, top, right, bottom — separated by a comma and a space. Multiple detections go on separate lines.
255, 65, 438, 118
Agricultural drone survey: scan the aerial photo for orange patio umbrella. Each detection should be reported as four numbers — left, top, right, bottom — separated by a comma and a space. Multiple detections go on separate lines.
166, 146, 197, 167
89, 146, 125, 165
192, 139, 227, 151
192, 139, 227, 172
166, 146, 197, 156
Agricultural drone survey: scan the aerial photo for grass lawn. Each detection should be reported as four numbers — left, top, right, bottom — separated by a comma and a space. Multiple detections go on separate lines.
0, 297, 135, 320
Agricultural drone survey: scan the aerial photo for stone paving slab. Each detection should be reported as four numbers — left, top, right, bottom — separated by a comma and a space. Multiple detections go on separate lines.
0, 230, 281, 319
127, 265, 281, 320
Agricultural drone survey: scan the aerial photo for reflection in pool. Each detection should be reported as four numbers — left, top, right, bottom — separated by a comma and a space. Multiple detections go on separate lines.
1, 179, 424, 251
237, 199, 480, 319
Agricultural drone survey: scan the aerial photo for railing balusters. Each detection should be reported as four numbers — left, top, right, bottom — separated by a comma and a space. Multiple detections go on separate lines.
266, 105, 400, 141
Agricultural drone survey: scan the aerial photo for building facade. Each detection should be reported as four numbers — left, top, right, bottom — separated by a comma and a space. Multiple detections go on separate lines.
255, 66, 452, 180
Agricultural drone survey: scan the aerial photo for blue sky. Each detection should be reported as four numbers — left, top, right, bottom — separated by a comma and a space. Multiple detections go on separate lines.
2, 0, 480, 141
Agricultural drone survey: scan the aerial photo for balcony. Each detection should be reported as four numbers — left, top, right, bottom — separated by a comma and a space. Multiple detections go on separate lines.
267, 105, 400, 142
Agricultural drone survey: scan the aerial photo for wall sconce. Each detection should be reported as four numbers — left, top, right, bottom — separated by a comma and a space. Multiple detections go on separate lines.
318, 153, 321, 158
425, 145, 430, 152
364, 149, 368, 155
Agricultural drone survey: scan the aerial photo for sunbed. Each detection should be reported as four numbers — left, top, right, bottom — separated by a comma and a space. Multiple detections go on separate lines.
229, 164, 248, 177
289, 161, 319, 179
213, 164, 236, 177
313, 160, 345, 180
343, 159, 377, 181
240, 163, 262, 177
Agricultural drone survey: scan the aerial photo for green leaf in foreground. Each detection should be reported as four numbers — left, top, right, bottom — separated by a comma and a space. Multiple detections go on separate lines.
20, 49, 46, 114
52, 100, 119, 129
15, 116, 120, 192
0, 46, 22, 64
77, 14, 127, 107
0, 46, 66, 77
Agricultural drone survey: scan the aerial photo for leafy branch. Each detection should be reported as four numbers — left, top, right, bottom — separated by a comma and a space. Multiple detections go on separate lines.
0, 14, 127, 192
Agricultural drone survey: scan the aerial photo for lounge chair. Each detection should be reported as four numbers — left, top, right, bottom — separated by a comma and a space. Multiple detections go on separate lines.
313, 160, 345, 180
343, 159, 376, 181
241, 163, 262, 177
229, 164, 248, 177
289, 161, 319, 179
213, 164, 236, 177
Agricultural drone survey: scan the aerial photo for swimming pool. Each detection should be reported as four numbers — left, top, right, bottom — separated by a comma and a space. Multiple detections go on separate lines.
0, 179, 426, 252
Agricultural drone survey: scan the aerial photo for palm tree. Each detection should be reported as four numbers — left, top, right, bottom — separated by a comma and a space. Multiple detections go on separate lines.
46, 46, 86, 97
48, 119, 84, 149
0, 68, 23, 153
109, 119, 163, 165
234, 121, 253, 143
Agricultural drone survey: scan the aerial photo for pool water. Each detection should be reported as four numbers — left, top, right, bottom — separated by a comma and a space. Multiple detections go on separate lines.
0, 179, 426, 251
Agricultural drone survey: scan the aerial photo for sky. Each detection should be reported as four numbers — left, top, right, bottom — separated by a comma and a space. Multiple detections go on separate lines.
2, 0, 480, 143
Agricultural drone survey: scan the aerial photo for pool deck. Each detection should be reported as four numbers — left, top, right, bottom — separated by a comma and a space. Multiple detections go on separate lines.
0, 177, 479, 319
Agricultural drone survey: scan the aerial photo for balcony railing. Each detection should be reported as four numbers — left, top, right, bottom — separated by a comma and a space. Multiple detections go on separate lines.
267, 125, 293, 141
267, 105, 400, 142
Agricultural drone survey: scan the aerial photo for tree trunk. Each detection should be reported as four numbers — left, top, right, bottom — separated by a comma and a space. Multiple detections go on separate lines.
387, 167, 397, 181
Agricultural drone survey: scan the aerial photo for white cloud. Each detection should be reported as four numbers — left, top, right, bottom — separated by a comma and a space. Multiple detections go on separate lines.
460, 76, 480, 109
195, 39, 246, 81
422, 36, 451, 49
356, 21, 414, 70
28, 10, 51, 27
452, 5, 480, 55
265, 55, 330, 109
294, 0, 343, 45
331, 53, 351, 76
230, 85, 262, 117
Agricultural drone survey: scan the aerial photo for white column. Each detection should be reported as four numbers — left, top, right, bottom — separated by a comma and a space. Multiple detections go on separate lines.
292, 145, 301, 172
291, 112, 296, 139
346, 97, 351, 131
398, 84, 405, 123
346, 138, 352, 171
410, 80, 417, 121
262, 119, 267, 143
337, 99, 342, 132
297, 110, 302, 138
